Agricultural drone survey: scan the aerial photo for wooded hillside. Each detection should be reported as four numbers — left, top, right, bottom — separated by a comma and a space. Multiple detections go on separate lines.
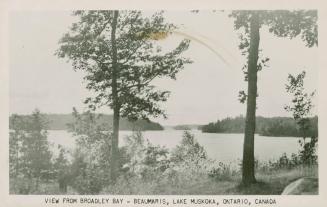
201, 116, 318, 137
9, 113, 164, 131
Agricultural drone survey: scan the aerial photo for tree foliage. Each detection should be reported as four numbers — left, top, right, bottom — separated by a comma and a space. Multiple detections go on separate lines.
53, 145, 70, 193
285, 71, 317, 165
67, 108, 113, 194
230, 10, 317, 102
201, 115, 318, 137
9, 109, 53, 193
57, 10, 192, 182
285, 71, 315, 128
170, 131, 207, 163
122, 132, 170, 181
9, 113, 164, 131
56, 10, 191, 120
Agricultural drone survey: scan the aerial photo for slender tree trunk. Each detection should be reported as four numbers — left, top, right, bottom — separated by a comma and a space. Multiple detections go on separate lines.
242, 13, 260, 186
110, 10, 120, 183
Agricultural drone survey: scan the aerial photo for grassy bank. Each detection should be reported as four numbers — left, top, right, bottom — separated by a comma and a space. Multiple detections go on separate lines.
10, 163, 318, 195
101, 165, 317, 195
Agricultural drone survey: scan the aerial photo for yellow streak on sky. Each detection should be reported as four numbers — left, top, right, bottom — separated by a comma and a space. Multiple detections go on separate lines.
172, 30, 231, 67
145, 29, 240, 69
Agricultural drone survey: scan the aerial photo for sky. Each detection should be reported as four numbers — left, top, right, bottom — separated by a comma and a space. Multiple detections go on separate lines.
9, 11, 318, 125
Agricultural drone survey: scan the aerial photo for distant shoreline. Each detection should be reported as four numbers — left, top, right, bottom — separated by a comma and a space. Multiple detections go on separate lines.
46, 128, 310, 138
9, 113, 164, 131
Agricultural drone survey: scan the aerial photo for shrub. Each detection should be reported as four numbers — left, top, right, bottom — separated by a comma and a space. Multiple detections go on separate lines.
298, 136, 318, 165
170, 131, 207, 163
121, 131, 170, 180
9, 109, 53, 194
67, 109, 112, 194
104, 131, 239, 194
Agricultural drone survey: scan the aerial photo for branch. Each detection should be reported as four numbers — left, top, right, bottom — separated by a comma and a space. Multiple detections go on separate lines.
118, 39, 147, 65
117, 67, 162, 93
95, 19, 111, 37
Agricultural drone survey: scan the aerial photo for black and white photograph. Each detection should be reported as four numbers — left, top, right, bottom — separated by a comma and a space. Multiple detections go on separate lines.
1, 1, 327, 206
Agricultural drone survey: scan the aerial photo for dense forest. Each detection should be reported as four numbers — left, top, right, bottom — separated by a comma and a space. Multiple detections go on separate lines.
201, 116, 318, 137
173, 124, 201, 130
9, 113, 164, 131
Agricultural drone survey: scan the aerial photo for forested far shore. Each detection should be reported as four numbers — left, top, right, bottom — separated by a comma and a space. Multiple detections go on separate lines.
201, 116, 318, 137
172, 124, 201, 130
9, 113, 164, 131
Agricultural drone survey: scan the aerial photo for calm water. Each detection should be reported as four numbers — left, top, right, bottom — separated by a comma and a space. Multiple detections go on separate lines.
47, 129, 301, 164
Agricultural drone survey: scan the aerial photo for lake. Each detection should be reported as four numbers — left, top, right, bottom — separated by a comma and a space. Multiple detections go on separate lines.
47, 129, 302, 165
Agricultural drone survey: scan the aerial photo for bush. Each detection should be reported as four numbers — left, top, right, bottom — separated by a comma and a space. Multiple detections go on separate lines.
298, 136, 318, 165
104, 131, 239, 194
120, 131, 170, 180
170, 131, 207, 163
67, 109, 112, 194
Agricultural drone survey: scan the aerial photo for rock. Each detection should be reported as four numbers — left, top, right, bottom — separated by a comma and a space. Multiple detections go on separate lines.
281, 177, 318, 195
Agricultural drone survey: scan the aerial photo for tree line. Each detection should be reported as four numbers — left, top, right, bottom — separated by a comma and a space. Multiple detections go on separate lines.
9, 113, 163, 131
201, 116, 318, 137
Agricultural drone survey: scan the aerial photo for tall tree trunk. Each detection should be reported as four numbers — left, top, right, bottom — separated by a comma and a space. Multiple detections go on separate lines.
110, 10, 120, 183
242, 13, 260, 186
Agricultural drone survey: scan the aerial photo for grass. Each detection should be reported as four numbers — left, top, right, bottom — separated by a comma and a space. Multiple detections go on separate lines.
217, 165, 318, 195
10, 165, 318, 195
102, 165, 318, 195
